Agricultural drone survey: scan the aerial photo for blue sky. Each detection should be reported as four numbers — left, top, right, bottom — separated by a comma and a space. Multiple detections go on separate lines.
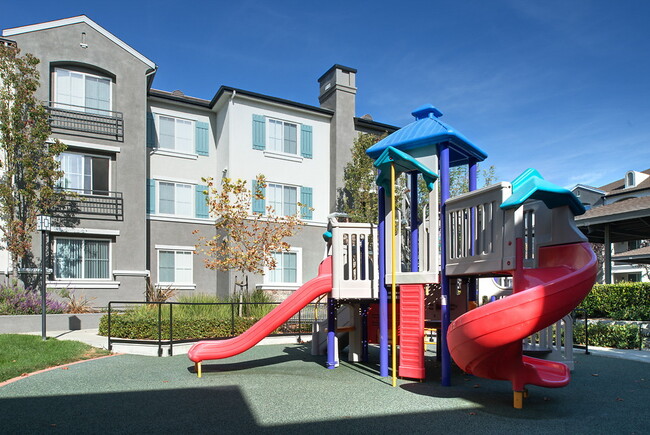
2, 1, 649, 189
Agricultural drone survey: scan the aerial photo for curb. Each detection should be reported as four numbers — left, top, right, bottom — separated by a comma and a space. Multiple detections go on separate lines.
0, 353, 121, 388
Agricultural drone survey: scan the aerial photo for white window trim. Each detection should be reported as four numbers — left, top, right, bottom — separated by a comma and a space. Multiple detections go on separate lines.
156, 248, 194, 287
148, 215, 213, 225
53, 237, 112, 281
154, 113, 196, 155
156, 180, 195, 218
50, 138, 121, 153
263, 247, 302, 286
263, 150, 303, 163
151, 148, 198, 160
266, 117, 300, 157
54, 67, 113, 112
47, 281, 120, 290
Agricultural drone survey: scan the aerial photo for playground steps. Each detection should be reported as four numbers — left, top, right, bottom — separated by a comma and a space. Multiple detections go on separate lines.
399, 284, 425, 380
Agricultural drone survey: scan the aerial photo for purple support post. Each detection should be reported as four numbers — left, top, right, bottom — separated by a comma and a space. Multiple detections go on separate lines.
361, 302, 369, 362
378, 186, 389, 377
440, 143, 452, 386
410, 172, 419, 272
327, 296, 337, 369
468, 158, 478, 305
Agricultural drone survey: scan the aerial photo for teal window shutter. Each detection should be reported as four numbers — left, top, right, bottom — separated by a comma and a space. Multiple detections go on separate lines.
252, 114, 266, 150
147, 179, 156, 214
195, 185, 209, 218
252, 179, 266, 214
300, 124, 313, 158
300, 186, 313, 220
195, 122, 209, 156
146, 113, 157, 148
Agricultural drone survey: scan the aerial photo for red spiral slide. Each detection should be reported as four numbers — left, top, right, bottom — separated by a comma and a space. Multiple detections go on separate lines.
447, 242, 597, 407
188, 257, 332, 368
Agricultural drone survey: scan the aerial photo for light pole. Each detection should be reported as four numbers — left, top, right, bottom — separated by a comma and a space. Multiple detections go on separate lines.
37, 215, 51, 341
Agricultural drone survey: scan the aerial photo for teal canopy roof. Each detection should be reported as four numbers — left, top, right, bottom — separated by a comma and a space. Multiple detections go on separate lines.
374, 146, 438, 193
500, 168, 586, 216
366, 104, 488, 166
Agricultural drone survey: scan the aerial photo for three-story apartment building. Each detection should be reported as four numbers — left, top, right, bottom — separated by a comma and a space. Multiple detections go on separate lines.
1, 16, 395, 306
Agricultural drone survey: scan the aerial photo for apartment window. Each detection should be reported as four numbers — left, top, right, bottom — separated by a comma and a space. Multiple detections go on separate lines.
157, 115, 194, 154
54, 238, 110, 279
158, 181, 193, 217
267, 251, 299, 284
57, 152, 109, 195
267, 183, 297, 216
158, 250, 193, 284
268, 119, 298, 154
614, 273, 642, 283
54, 68, 111, 115
252, 114, 312, 158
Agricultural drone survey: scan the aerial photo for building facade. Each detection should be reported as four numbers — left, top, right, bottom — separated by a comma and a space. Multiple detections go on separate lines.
573, 169, 650, 283
1, 16, 396, 306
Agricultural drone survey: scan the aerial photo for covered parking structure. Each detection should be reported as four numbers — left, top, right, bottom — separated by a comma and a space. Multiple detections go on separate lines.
575, 196, 650, 283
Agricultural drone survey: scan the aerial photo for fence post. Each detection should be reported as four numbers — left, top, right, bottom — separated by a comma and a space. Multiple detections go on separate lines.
231, 303, 235, 336
107, 302, 112, 351
157, 303, 162, 357
169, 303, 173, 356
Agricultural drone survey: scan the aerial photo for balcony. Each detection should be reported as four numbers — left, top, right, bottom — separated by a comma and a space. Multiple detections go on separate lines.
52, 189, 124, 221
45, 102, 124, 141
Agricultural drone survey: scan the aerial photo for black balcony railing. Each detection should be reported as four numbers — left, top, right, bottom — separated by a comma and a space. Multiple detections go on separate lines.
45, 102, 124, 141
53, 189, 124, 221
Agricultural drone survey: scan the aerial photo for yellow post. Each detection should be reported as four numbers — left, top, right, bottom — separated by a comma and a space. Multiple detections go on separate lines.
391, 163, 397, 388
513, 391, 524, 409
196, 362, 202, 378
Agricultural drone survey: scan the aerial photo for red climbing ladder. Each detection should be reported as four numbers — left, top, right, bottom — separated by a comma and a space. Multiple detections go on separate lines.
399, 284, 425, 380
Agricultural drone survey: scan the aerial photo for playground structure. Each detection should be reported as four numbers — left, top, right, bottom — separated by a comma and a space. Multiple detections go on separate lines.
188, 104, 597, 409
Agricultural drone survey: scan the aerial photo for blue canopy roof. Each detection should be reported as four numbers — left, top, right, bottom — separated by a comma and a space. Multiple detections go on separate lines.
500, 168, 586, 216
366, 104, 488, 166
373, 146, 438, 193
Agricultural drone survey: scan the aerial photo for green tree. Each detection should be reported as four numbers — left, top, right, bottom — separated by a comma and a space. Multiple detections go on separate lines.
0, 44, 66, 277
194, 174, 305, 294
449, 163, 497, 198
340, 132, 385, 223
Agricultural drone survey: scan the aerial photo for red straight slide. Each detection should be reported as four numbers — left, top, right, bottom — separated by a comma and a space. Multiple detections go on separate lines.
447, 242, 597, 397
188, 257, 332, 364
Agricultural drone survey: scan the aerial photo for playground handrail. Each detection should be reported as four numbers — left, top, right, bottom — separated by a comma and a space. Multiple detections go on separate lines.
445, 182, 522, 276
331, 222, 378, 299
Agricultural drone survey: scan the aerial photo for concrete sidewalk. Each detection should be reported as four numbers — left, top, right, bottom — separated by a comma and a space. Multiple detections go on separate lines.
26, 329, 310, 357
24, 329, 650, 363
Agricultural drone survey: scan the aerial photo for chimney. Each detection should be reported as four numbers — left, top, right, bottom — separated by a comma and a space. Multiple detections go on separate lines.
318, 65, 358, 212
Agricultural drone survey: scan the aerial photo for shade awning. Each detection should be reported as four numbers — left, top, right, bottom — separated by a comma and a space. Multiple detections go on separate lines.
374, 146, 438, 193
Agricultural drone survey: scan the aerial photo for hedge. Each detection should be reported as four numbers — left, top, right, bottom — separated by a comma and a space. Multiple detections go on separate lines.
98, 313, 312, 340
574, 322, 643, 349
577, 282, 650, 321
99, 314, 260, 340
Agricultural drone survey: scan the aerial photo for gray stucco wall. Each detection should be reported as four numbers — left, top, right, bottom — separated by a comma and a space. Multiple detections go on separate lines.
12, 22, 153, 305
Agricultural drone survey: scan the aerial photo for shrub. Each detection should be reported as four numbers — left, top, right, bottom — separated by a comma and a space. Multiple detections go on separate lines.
0, 281, 66, 315
578, 282, 650, 321
98, 313, 259, 340
98, 290, 277, 340
58, 288, 97, 314
574, 322, 642, 349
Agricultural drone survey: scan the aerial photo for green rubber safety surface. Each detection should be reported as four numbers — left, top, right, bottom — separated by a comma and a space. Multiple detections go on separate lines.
0, 344, 647, 434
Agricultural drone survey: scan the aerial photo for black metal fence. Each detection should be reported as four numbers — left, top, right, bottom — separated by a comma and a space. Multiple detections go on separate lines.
54, 189, 124, 221
107, 300, 327, 357
45, 102, 124, 141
